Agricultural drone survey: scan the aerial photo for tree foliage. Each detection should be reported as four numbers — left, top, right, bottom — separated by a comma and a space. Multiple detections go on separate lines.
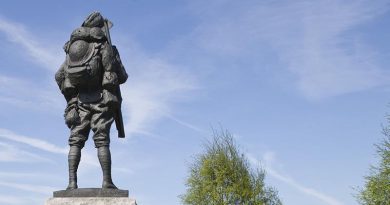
358, 118, 390, 204
181, 130, 282, 205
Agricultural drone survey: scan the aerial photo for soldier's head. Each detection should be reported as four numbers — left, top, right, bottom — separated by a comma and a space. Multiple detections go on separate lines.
82, 11, 104, 28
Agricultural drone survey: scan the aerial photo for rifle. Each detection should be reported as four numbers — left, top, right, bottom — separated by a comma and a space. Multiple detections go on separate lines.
103, 19, 126, 138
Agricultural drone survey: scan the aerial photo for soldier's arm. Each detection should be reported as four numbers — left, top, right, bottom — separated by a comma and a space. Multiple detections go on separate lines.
101, 42, 118, 89
55, 61, 77, 103
55, 61, 66, 91
112, 45, 128, 84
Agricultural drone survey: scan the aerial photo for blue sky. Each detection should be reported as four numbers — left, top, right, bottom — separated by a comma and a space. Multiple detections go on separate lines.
0, 0, 390, 204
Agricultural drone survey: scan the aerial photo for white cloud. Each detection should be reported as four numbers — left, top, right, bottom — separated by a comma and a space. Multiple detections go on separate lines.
0, 17, 64, 111
0, 74, 63, 110
0, 16, 62, 71
0, 171, 59, 179
166, 115, 206, 134
248, 152, 344, 205
0, 181, 56, 195
284, 0, 389, 99
0, 128, 67, 154
0, 195, 29, 205
187, 0, 390, 100
0, 141, 50, 163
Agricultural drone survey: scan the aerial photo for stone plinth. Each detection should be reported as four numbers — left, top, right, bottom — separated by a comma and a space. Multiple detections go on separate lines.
46, 188, 136, 205
53, 188, 128, 197
45, 197, 137, 205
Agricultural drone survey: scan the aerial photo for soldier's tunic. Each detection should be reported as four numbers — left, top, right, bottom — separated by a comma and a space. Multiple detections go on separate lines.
55, 26, 127, 148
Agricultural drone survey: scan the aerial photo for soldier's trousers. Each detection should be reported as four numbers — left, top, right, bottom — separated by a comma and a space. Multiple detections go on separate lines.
69, 101, 114, 148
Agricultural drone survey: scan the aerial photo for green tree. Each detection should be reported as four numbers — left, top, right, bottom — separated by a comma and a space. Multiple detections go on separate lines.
181, 130, 282, 205
358, 118, 390, 204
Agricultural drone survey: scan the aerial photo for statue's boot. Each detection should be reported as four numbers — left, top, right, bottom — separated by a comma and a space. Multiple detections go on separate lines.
98, 146, 118, 189
67, 146, 81, 190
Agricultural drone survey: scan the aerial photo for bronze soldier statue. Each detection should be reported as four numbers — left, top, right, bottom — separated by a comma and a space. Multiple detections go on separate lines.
55, 12, 128, 190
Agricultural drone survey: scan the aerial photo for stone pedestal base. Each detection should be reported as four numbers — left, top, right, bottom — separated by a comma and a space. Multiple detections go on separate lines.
45, 197, 137, 205
46, 188, 136, 205
53, 188, 129, 197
